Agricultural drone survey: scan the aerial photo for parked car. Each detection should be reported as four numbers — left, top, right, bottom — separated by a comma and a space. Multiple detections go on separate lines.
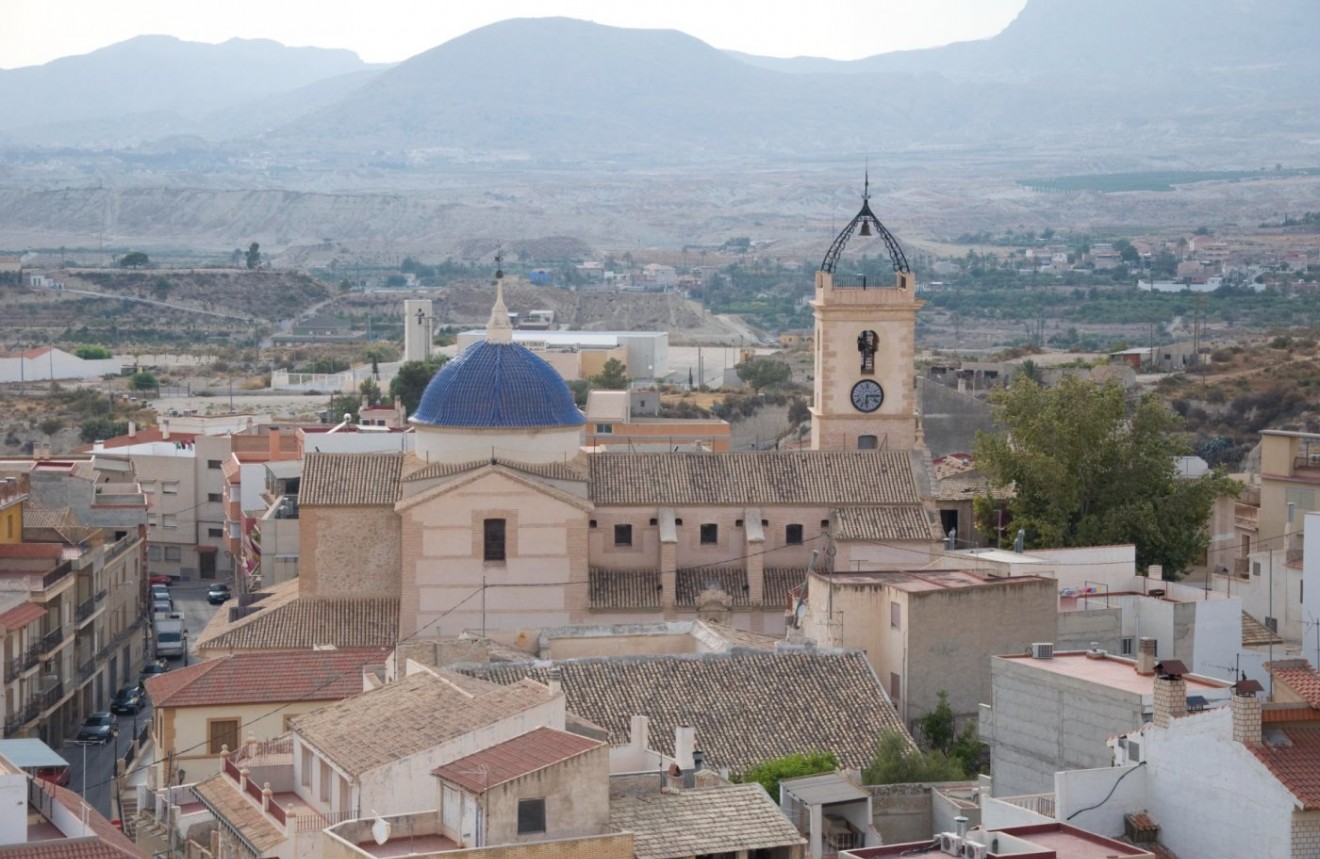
110, 685, 145, 715
139, 660, 168, 684
152, 597, 173, 615
75, 712, 118, 744
207, 584, 232, 605
150, 584, 170, 600
148, 574, 172, 587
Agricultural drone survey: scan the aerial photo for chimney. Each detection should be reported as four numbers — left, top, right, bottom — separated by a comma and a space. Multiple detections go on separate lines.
1136, 638, 1157, 676
547, 668, 562, 698
33, 442, 51, 460
674, 724, 695, 771
1152, 661, 1188, 728
1232, 679, 1265, 746
162, 419, 170, 440
1147, 564, 1164, 582
128, 420, 137, 438
630, 715, 649, 754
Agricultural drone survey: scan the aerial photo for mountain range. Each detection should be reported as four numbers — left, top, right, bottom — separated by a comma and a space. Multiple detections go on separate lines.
2, 0, 1318, 171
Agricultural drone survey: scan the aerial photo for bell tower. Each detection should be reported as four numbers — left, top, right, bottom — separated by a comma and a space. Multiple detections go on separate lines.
810, 176, 923, 451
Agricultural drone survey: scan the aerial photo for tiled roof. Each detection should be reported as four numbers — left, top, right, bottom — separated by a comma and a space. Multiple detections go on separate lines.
1244, 612, 1285, 647
832, 505, 938, 542
0, 600, 45, 629
194, 773, 286, 853
610, 784, 805, 859
588, 451, 922, 506
1249, 725, 1320, 809
763, 568, 804, 609
467, 649, 909, 772
692, 621, 780, 652
44, 781, 147, 859
677, 567, 750, 606
404, 456, 587, 484
195, 591, 398, 652
1269, 660, 1320, 708
412, 342, 585, 429
431, 727, 602, 793
292, 670, 552, 776
300, 452, 404, 506
145, 649, 388, 708
589, 569, 660, 609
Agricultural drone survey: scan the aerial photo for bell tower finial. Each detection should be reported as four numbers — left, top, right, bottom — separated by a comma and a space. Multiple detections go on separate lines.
486, 252, 513, 345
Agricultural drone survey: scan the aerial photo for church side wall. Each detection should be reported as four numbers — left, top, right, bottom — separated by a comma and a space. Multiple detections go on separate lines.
300, 505, 401, 598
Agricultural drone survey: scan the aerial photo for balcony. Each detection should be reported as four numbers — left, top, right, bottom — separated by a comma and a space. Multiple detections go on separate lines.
104, 532, 140, 564
6, 643, 42, 682
41, 627, 64, 652
75, 596, 98, 625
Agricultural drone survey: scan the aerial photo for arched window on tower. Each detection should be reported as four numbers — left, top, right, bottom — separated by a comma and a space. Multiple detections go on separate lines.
857, 330, 878, 374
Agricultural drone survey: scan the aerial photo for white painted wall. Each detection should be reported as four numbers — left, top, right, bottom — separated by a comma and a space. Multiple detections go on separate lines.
1053, 765, 1148, 837
981, 796, 1054, 830
0, 772, 27, 844
0, 350, 121, 383
1304, 512, 1320, 665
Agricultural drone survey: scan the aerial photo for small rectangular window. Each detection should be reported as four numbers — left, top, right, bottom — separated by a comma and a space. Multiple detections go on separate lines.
162, 481, 179, 495
207, 460, 222, 470
890, 672, 901, 703
207, 527, 224, 538
614, 524, 633, 547
484, 518, 506, 562
858, 435, 878, 450
821, 519, 830, 529
207, 493, 223, 503
164, 546, 181, 562
208, 719, 239, 754
786, 524, 803, 544
595, 423, 613, 434
162, 514, 178, 529
148, 546, 161, 561
700, 523, 718, 545
517, 798, 546, 834
589, 519, 597, 528
890, 600, 901, 629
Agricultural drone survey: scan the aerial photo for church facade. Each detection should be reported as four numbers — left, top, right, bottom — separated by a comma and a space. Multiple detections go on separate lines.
295, 194, 942, 641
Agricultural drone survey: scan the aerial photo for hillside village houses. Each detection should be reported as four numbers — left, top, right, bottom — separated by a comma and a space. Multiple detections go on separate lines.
7, 190, 1320, 857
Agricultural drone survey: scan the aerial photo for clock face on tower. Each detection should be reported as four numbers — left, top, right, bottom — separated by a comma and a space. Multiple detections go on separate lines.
851, 379, 885, 412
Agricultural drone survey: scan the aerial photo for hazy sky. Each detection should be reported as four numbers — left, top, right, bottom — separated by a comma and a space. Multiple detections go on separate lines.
4, 0, 1028, 69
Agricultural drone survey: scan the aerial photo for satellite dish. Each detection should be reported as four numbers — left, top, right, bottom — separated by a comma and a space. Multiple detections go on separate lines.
372, 817, 391, 845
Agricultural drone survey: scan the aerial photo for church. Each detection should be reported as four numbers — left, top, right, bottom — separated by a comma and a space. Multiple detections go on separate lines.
208, 187, 943, 647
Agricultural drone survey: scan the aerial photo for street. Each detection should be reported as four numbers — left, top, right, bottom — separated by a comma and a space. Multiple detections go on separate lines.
63, 576, 228, 820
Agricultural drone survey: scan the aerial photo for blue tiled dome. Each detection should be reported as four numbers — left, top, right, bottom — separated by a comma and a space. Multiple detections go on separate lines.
411, 341, 585, 428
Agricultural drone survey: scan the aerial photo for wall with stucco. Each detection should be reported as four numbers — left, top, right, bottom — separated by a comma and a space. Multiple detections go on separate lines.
480, 744, 609, 844
300, 505, 401, 598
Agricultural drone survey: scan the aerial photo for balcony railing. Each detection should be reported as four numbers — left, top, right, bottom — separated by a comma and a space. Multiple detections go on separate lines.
76, 596, 97, 623
103, 533, 139, 564
38, 682, 64, 711
41, 627, 64, 652
1293, 454, 1320, 472
95, 588, 107, 603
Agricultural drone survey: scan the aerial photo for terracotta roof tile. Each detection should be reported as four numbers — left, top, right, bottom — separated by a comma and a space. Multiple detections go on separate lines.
763, 567, 804, 609
193, 773, 285, 853
292, 671, 551, 776
195, 589, 398, 653
0, 600, 46, 629
588, 451, 922, 506
609, 784, 805, 859
404, 456, 587, 484
43, 781, 147, 858
467, 649, 909, 772
589, 569, 660, 609
677, 567, 749, 606
1243, 612, 1284, 647
832, 505, 938, 542
432, 727, 603, 793
1268, 661, 1320, 707
145, 649, 387, 708
300, 452, 404, 506
1249, 724, 1320, 809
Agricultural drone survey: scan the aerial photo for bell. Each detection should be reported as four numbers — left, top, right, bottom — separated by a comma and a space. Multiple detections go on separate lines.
859, 220, 873, 237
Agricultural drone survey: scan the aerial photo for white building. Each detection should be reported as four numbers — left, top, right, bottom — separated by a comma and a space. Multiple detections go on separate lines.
0, 346, 122, 383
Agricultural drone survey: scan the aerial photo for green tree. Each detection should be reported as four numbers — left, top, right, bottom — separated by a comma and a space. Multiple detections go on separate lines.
119, 251, 149, 268
38, 417, 63, 439
740, 751, 838, 800
567, 379, 591, 408
973, 376, 1240, 578
79, 418, 127, 444
127, 371, 158, 391
864, 731, 965, 785
73, 345, 112, 360
389, 357, 448, 417
590, 358, 630, 390
916, 691, 987, 777
245, 242, 261, 270
359, 377, 383, 407
153, 277, 172, 300
735, 357, 792, 393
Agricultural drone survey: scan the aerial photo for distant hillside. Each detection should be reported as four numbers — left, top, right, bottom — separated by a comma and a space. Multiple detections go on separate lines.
0, 36, 376, 145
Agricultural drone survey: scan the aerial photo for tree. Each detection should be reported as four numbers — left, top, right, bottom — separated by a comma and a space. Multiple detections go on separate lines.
153, 277, 172, 300
73, 345, 112, 360
590, 358, 630, 390
127, 371, 158, 391
973, 376, 1240, 578
38, 417, 63, 439
740, 751, 838, 800
864, 731, 965, 785
916, 691, 987, 777
79, 418, 127, 444
359, 377, 383, 408
389, 357, 448, 417
735, 357, 792, 393
119, 252, 149, 268
245, 242, 261, 270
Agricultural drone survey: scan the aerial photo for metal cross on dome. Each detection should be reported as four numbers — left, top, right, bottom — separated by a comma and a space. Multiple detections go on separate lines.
819, 169, 910, 275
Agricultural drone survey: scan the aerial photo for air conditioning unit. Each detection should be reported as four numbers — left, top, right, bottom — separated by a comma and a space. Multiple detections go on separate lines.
1030, 642, 1054, 659
962, 842, 987, 859
938, 833, 963, 855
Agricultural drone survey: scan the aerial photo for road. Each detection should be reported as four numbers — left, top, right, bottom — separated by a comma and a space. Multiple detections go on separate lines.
63, 576, 229, 819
